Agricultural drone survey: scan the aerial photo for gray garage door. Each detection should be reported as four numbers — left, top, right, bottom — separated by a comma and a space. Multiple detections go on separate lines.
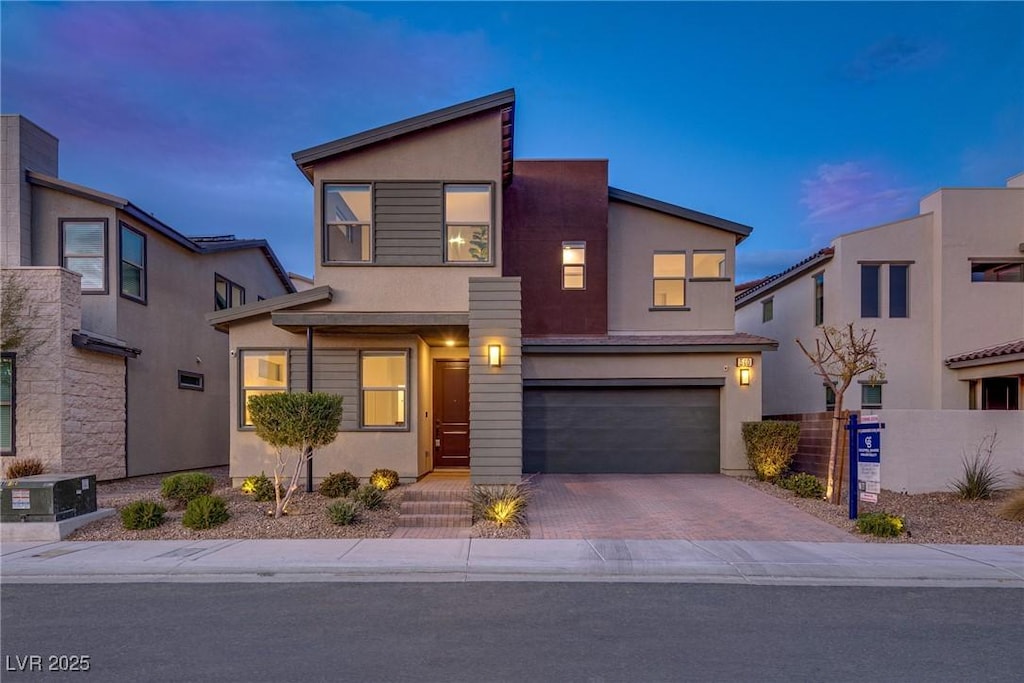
523, 386, 720, 474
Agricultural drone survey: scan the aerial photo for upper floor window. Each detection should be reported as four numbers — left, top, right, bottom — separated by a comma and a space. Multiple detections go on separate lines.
1, 353, 14, 454
445, 184, 491, 263
861, 264, 880, 318
61, 219, 107, 293
240, 350, 287, 427
652, 252, 685, 307
215, 274, 245, 311
762, 297, 773, 323
970, 260, 1023, 283
889, 264, 909, 318
562, 242, 586, 289
119, 223, 147, 303
813, 272, 824, 326
361, 351, 408, 429
324, 184, 372, 263
692, 250, 727, 279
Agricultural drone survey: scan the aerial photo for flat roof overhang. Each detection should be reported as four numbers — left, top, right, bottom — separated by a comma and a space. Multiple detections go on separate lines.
270, 311, 470, 347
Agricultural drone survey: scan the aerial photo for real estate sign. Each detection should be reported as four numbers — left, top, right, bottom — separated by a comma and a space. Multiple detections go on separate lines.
856, 427, 881, 504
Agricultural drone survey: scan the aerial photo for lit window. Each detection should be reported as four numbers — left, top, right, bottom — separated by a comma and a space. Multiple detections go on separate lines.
693, 251, 727, 279
562, 242, 586, 289
861, 384, 883, 409
240, 351, 287, 427
889, 264, 909, 318
61, 219, 107, 292
1, 353, 14, 454
813, 273, 824, 326
119, 223, 146, 303
970, 260, 1023, 283
324, 184, 372, 263
215, 274, 245, 311
861, 265, 880, 318
361, 352, 407, 428
762, 298, 773, 323
652, 252, 685, 307
445, 185, 491, 263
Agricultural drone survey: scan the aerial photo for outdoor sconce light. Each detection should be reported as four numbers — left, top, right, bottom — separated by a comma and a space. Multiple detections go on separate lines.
739, 367, 751, 386
737, 357, 752, 386
488, 344, 502, 367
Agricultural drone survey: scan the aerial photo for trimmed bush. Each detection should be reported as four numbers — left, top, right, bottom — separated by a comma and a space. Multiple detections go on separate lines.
469, 482, 531, 528
370, 468, 400, 491
779, 472, 825, 499
161, 472, 216, 506
856, 512, 905, 538
327, 499, 361, 526
240, 472, 281, 502
120, 501, 166, 530
741, 421, 800, 481
998, 489, 1024, 522
182, 495, 230, 530
354, 484, 386, 510
4, 457, 46, 479
319, 471, 360, 498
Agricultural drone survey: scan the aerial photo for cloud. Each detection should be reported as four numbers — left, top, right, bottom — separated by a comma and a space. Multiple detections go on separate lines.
842, 36, 943, 82
799, 162, 918, 239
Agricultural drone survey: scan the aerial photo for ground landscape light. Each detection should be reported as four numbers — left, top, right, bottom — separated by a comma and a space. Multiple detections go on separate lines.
488, 344, 502, 367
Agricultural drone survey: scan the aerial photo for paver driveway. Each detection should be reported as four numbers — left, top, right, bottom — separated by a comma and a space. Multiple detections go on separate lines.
527, 474, 858, 542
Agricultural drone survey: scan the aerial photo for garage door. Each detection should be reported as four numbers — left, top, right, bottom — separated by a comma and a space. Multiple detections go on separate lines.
523, 385, 720, 473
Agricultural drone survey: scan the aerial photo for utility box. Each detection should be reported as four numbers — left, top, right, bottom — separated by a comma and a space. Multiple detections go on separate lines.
1, 473, 98, 523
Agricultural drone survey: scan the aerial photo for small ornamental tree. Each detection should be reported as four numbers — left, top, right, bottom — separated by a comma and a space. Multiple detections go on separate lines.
247, 392, 343, 518
796, 324, 884, 505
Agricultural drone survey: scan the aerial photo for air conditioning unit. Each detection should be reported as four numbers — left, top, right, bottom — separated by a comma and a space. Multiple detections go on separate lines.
1, 474, 98, 523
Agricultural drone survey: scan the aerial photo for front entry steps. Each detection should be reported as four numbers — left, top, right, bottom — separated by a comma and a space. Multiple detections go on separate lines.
393, 472, 472, 538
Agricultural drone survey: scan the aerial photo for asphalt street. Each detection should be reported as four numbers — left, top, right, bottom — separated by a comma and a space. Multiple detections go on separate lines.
2, 582, 1022, 682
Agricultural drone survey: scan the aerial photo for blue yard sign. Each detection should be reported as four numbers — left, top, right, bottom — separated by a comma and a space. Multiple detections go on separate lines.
846, 414, 885, 519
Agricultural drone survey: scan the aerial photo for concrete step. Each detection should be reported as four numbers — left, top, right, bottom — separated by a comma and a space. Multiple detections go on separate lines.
399, 500, 472, 516
396, 513, 472, 528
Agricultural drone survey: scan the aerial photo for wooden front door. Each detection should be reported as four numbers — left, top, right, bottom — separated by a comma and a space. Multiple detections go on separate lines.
433, 360, 470, 468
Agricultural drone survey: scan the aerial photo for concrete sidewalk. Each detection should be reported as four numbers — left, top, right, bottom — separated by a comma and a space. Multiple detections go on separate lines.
2, 539, 1021, 587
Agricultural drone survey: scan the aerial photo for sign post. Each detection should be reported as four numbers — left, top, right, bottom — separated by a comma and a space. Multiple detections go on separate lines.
846, 414, 884, 520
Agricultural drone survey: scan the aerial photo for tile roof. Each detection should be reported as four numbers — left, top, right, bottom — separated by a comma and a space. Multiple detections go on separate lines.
734, 247, 834, 307
945, 339, 1024, 366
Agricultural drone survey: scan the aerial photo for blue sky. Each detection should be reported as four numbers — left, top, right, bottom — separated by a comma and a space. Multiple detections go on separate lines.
2, 2, 1021, 281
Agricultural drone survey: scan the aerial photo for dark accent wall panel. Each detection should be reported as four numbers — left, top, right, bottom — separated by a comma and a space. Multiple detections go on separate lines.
502, 160, 609, 335
289, 349, 358, 431
373, 182, 443, 265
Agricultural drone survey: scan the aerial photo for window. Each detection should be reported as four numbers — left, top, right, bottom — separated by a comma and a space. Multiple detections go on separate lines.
178, 370, 204, 391
360, 352, 407, 428
980, 377, 1020, 411
970, 260, 1024, 283
889, 264, 909, 318
119, 223, 146, 303
445, 184, 491, 263
860, 265, 880, 318
240, 351, 287, 427
562, 242, 586, 290
762, 298, 773, 323
652, 252, 685, 307
1, 353, 14, 454
693, 250, 727, 279
813, 273, 824, 326
61, 219, 107, 292
215, 274, 245, 310
861, 383, 883, 409
324, 184, 372, 263
825, 385, 836, 412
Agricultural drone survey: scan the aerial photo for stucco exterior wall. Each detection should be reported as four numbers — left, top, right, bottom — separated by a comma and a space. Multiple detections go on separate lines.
608, 201, 736, 334
2, 267, 125, 480
2, 116, 58, 267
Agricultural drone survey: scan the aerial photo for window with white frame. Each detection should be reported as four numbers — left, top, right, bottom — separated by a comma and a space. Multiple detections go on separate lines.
324, 184, 372, 263
240, 351, 287, 427
61, 219, 107, 292
652, 252, 685, 307
360, 352, 407, 428
444, 184, 491, 263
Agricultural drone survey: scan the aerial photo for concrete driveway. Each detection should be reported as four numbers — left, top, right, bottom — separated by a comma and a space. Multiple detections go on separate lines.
527, 474, 858, 542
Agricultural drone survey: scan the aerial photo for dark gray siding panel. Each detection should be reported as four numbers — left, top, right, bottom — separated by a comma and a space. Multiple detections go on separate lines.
374, 182, 442, 265
523, 387, 720, 473
289, 349, 358, 431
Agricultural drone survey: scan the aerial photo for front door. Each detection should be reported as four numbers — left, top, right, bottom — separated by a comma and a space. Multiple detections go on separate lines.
433, 360, 470, 468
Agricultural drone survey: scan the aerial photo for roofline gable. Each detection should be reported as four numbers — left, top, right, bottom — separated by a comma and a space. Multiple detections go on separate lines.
734, 248, 834, 308
608, 187, 753, 241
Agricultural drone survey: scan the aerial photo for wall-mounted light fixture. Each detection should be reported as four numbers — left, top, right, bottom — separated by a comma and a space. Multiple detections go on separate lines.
488, 344, 502, 367
739, 367, 751, 386
737, 357, 753, 386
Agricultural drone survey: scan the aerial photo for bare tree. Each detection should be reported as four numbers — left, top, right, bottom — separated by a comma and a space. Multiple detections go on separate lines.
796, 324, 884, 504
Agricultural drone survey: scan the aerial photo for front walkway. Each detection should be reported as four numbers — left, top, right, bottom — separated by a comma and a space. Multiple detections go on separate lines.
527, 474, 858, 542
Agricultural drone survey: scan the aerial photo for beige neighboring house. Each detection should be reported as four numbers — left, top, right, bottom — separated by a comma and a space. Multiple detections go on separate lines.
209, 89, 776, 486
735, 173, 1024, 492
1, 114, 295, 479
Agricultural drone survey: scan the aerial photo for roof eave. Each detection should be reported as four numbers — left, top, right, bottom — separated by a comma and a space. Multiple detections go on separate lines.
608, 187, 753, 240
735, 250, 834, 309
205, 285, 333, 331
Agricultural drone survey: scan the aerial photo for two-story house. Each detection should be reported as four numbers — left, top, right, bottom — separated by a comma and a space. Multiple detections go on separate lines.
1, 114, 295, 479
209, 90, 776, 486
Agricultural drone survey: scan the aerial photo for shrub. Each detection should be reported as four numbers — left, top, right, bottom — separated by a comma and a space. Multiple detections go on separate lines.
161, 472, 216, 506
779, 472, 825, 499
319, 471, 360, 498
240, 472, 281, 502
182, 495, 230, 530
327, 499, 361, 526
856, 512, 905, 538
741, 421, 800, 481
120, 501, 166, 530
468, 482, 531, 527
354, 484, 386, 510
4, 457, 46, 479
370, 468, 400, 491
950, 433, 1003, 500
998, 489, 1024, 522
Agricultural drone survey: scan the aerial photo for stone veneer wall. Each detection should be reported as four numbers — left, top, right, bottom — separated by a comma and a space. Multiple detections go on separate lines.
1, 267, 125, 479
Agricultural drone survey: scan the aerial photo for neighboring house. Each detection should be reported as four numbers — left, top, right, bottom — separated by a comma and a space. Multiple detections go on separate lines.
735, 174, 1024, 492
209, 89, 776, 486
0, 114, 295, 479
288, 272, 315, 292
